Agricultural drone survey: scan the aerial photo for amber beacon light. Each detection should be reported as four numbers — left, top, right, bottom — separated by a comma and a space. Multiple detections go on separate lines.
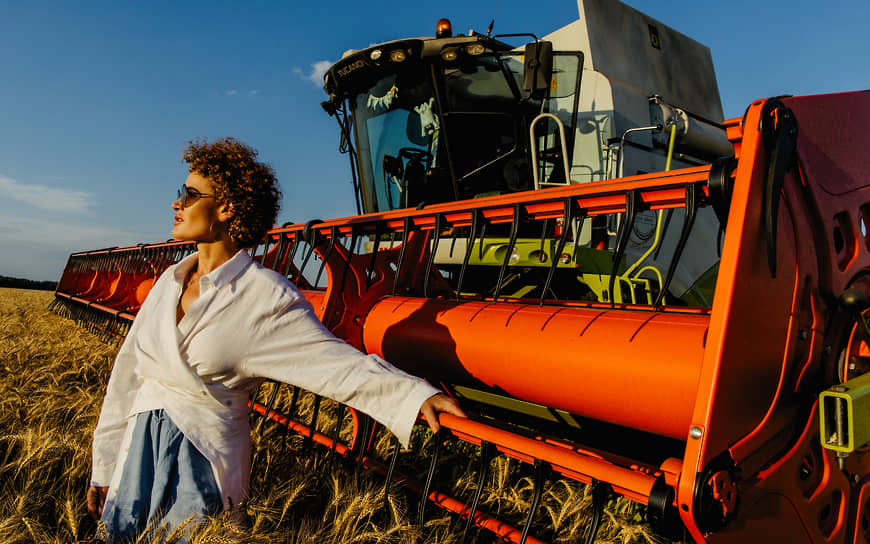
436, 18, 452, 38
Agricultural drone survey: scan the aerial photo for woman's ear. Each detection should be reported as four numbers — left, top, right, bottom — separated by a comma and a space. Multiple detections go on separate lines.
217, 202, 235, 222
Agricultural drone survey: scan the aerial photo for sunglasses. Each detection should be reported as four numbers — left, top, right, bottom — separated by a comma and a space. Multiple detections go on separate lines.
177, 184, 214, 207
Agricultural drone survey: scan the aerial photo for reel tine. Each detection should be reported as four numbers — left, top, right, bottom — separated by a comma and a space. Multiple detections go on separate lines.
393, 218, 410, 296
285, 233, 301, 281
304, 394, 322, 456
366, 224, 383, 290
383, 434, 401, 511
314, 227, 337, 288
99, 313, 110, 341
329, 403, 346, 467
299, 235, 318, 282
255, 381, 282, 435
494, 204, 521, 302
460, 440, 495, 544
269, 233, 287, 273
456, 209, 480, 300
354, 415, 375, 486
340, 230, 359, 296
654, 183, 700, 309
110, 316, 119, 343
541, 199, 577, 306
419, 427, 445, 527
539, 218, 548, 257
519, 459, 549, 544
608, 190, 641, 306
249, 383, 262, 418
424, 213, 442, 298
266, 382, 283, 423
479, 221, 487, 260
584, 480, 612, 544
260, 235, 271, 266
282, 386, 301, 448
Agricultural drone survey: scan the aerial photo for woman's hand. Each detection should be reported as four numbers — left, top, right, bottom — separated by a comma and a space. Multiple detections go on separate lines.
420, 393, 467, 434
86, 485, 108, 520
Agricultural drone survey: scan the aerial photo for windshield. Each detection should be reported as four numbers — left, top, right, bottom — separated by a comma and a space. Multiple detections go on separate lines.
351, 65, 442, 212
441, 54, 535, 199
349, 53, 547, 213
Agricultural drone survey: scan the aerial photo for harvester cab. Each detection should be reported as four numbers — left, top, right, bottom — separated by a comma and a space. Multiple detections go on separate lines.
320, 0, 731, 308
322, 0, 730, 211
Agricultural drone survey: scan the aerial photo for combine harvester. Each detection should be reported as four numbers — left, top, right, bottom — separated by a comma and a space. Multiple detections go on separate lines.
53, 0, 870, 542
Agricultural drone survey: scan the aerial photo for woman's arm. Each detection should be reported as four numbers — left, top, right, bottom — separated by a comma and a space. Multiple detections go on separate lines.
243, 296, 467, 447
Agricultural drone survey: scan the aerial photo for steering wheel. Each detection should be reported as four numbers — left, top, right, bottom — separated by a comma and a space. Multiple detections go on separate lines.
398, 147, 432, 165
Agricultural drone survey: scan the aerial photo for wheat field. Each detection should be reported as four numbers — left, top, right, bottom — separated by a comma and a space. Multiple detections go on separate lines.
0, 287, 663, 543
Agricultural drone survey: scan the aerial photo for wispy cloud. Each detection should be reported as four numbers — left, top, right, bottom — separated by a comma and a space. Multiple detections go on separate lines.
225, 89, 259, 97
0, 214, 161, 252
0, 215, 165, 280
0, 174, 92, 213
293, 60, 332, 87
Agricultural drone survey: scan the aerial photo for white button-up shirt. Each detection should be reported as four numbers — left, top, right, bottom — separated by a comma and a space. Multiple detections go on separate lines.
91, 249, 439, 509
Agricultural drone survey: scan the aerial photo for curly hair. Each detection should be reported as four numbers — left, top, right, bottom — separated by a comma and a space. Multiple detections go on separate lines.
183, 138, 282, 248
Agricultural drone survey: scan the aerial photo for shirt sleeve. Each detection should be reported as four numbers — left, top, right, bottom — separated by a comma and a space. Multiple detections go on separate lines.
90, 274, 162, 486
241, 295, 440, 448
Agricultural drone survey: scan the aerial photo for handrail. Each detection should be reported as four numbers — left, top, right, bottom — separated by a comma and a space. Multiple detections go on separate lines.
530, 113, 571, 190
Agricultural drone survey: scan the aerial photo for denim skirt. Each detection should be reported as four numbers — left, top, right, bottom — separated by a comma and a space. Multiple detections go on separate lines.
99, 409, 222, 542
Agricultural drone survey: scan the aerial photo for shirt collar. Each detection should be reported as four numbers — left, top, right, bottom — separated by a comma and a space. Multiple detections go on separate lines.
173, 249, 252, 290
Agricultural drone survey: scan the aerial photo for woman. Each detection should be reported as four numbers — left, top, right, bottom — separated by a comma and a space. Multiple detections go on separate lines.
86, 138, 465, 540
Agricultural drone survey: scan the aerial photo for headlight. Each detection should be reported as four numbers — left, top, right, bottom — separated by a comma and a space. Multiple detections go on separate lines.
370, 49, 382, 61
441, 48, 458, 62
390, 49, 406, 62
466, 43, 485, 56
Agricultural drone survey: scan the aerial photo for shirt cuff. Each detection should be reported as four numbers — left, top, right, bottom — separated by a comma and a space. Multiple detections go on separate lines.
90, 464, 115, 488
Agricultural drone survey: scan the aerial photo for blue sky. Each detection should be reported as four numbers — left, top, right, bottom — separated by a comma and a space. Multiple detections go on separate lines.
0, 0, 867, 281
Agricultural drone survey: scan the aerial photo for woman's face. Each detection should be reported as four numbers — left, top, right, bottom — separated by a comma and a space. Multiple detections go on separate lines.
171, 172, 221, 241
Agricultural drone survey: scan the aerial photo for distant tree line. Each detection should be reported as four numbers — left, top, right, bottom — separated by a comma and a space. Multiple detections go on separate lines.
0, 275, 57, 291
